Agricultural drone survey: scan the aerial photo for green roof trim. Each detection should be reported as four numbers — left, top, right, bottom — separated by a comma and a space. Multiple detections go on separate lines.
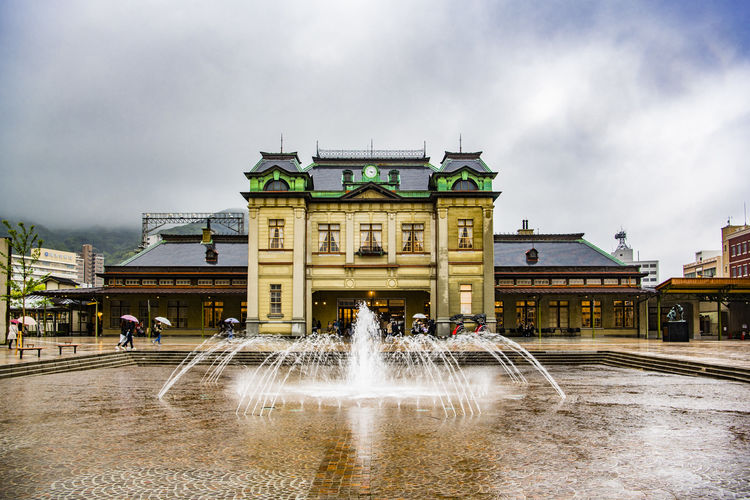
118, 239, 165, 266
578, 238, 626, 265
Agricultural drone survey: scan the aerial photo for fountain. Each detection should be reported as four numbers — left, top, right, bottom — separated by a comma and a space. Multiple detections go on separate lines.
159, 303, 565, 416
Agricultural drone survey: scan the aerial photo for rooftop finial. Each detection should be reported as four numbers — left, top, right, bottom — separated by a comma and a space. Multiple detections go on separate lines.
280, 133, 283, 153
459, 133, 462, 153
370, 138, 373, 154
316, 140, 319, 156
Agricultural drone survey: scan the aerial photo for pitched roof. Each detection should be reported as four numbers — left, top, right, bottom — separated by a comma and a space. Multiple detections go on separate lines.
494, 238, 623, 267
439, 151, 493, 173
309, 165, 435, 191
118, 238, 247, 267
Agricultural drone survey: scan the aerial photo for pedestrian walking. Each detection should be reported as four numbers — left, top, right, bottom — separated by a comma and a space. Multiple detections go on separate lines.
7, 322, 18, 349
119, 321, 135, 350
116, 319, 127, 350
226, 320, 234, 341
152, 319, 162, 345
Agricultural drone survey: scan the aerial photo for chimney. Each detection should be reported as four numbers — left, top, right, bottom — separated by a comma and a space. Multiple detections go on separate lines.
201, 219, 213, 245
517, 219, 534, 236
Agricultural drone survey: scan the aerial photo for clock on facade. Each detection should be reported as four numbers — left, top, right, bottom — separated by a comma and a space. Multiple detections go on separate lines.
363, 165, 378, 179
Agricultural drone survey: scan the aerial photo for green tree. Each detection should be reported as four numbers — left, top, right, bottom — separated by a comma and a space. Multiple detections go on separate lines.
0, 220, 48, 348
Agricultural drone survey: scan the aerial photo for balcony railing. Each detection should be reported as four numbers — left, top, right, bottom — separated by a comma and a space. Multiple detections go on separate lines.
356, 245, 385, 256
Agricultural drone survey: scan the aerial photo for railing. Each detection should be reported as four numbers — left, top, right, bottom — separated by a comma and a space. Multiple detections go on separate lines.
356, 246, 385, 256
317, 149, 426, 160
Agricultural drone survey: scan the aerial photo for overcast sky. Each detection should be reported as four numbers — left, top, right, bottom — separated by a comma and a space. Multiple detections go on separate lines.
1, 0, 749, 279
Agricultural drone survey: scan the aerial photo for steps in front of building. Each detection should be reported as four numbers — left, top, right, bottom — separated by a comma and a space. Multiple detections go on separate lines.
0, 352, 133, 380
600, 351, 750, 384
2, 350, 748, 384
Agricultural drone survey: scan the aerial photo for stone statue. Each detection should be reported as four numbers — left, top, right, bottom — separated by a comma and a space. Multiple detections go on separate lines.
667, 304, 684, 322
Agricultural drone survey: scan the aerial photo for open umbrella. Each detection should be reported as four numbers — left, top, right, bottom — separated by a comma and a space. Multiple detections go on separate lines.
224, 318, 240, 323
120, 314, 138, 322
412, 313, 427, 319
16, 316, 37, 326
154, 316, 172, 326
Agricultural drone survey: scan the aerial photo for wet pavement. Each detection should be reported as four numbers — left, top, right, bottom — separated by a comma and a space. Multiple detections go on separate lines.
1, 364, 748, 498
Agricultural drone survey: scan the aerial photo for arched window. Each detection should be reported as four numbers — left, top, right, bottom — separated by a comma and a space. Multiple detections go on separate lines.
264, 179, 289, 191
452, 179, 478, 191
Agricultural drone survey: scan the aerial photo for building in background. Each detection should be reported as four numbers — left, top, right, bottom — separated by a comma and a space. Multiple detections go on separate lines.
11, 247, 78, 284
683, 250, 722, 278
723, 225, 750, 278
76, 244, 104, 287
611, 230, 659, 288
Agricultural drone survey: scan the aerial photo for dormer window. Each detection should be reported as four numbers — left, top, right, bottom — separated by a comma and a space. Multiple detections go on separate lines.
388, 169, 399, 184
342, 170, 353, 184
452, 179, 478, 191
526, 248, 539, 263
264, 179, 289, 191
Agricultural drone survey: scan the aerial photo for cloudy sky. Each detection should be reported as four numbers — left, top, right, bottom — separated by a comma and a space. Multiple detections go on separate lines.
1, 0, 749, 279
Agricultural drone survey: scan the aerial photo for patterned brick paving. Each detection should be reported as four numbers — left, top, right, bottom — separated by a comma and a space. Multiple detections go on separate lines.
0, 365, 748, 498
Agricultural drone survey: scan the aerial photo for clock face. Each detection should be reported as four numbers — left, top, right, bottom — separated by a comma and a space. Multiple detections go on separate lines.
364, 166, 378, 179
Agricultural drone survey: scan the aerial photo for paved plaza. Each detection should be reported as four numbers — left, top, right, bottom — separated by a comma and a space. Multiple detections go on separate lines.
1, 336, 749, 498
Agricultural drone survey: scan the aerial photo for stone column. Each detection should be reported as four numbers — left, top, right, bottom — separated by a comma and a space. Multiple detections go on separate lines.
291, 206, 306, 336
345, 212, 354, 264
247, 207, 260, 335
436, 206, 450, 336
387, 212, 396, 265
482, 207, 496, 330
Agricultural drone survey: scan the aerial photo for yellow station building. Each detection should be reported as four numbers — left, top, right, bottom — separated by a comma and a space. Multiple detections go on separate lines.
242, 147, 498, 337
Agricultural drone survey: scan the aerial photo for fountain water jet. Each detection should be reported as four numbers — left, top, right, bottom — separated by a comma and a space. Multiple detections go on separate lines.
159, 303, 565, 415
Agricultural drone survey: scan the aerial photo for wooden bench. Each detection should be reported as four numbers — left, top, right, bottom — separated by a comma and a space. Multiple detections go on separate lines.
18, 346, 44, 359
57, 343, 80, 355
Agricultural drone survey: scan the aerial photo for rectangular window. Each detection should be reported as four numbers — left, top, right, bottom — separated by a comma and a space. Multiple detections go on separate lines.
401, 223, 425, 252
175, 279, 191, 286
614, 300, 635, 328
232, 279, 247, 286
197, 279, 213, 286
548, 300, 569, 329
460, 284, 472, 314
744, 242, 748, 254
241, 301, 247, 324
515, 300, 536, 328
167, 300, 189, 328
495, 301, 504, 328
581, 300, 602, 328
318, 223, 341, 252
731, 244, 736, 256
159, 279, 173, 286
125, 279, 139, 286
269, 219, 284, 249
215, 279, 230, 286
142, 279, 157, 286
457, 219, 473, 249
270, 284, 282, 315
359, 224, 383, 253
110, 300, 130, 328
203, 300, 224, 328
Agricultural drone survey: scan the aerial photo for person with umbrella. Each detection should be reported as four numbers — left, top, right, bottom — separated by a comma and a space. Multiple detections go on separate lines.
7, 320, 18, 349
224, 318, 240, 340
151, 317, 170, 345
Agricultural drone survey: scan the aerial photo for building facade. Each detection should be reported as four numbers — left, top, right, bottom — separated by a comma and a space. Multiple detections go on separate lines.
721, 224, 749, 277
11, 247, 79, 284
683, 250, 722, 278
242, 148, 498, 337
725, 226, 750, 278
77, 244, 104, 287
